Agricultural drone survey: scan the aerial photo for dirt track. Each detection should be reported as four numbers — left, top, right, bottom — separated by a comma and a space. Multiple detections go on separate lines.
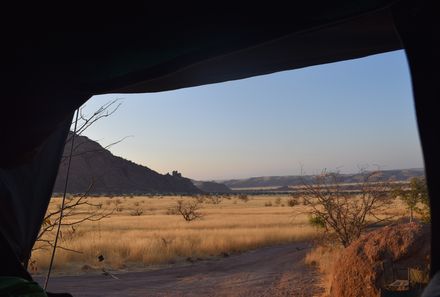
38, 242, 322, 297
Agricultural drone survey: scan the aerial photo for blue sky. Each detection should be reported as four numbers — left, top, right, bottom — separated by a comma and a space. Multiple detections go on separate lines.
81, 50, 424, 180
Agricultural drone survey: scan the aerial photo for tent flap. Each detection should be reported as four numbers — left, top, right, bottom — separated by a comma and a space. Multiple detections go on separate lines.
0, 114, 72, 268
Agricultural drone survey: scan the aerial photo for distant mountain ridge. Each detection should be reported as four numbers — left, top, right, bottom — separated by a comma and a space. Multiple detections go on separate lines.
191, 180, 232, 193
219, 168, 425, 189
53, 133, 201, 195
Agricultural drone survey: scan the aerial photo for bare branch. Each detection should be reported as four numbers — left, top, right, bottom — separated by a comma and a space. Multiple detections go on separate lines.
173, 198, 203, 221
301, 169, 393, 247
28, 99, 125, 270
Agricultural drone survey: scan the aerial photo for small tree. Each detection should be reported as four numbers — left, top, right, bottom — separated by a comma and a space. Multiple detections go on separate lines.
301, 169, 392, 247
174, 199, 203, 221
418, 180, 430, 223
393, 177, 429, 223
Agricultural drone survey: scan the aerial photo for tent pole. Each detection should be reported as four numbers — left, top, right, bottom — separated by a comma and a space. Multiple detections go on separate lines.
43, 108, 80, 290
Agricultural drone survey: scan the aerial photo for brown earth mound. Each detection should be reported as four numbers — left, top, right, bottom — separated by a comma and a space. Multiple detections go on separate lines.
330, 222, 430, 297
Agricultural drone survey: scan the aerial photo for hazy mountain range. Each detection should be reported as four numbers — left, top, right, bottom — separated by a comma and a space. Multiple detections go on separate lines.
191, 180, 232, 193
218, 168, 425, 189
53, 133, 424, 194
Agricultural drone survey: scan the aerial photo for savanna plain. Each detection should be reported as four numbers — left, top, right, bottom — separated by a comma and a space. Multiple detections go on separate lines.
31, 194, 407, 275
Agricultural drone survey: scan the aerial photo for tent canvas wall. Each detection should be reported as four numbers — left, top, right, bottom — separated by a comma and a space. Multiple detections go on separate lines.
1, 0, 438, 295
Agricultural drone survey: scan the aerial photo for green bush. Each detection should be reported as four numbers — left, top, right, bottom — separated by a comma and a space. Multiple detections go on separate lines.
309, 215, 326, 229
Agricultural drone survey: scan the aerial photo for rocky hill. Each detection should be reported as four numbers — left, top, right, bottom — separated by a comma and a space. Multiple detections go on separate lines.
53, 133, 201, 195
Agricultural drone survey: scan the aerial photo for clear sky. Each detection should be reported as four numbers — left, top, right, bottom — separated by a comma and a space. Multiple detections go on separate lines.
80, 50, 424, 181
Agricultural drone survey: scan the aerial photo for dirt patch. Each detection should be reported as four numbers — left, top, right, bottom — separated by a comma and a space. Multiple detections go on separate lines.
37, 242, 322, 297
330, 222, 430, 297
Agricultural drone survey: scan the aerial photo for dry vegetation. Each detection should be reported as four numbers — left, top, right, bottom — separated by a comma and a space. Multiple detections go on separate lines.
305, 245, 342, 295
304, 200, 423, 297
300, 177, 430, 296
31, 195, 329, 274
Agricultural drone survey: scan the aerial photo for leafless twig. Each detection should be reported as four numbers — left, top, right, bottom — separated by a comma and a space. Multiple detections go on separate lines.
301, 168, 393, 247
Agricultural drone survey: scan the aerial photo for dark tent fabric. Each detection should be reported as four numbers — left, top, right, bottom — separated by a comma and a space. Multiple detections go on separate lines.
2, 0, 402, 167
0, 116, 72, 276
1, 0, 439, 295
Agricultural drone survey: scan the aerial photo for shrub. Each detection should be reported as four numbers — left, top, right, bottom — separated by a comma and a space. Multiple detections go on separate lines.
194, 195, 205, 204
309, 215, 326, 229
130, 208, 144, 216
173, 199, 203, 221
206, 195, 223, 205
287, 196, 299, 207
238, 194, 249, 202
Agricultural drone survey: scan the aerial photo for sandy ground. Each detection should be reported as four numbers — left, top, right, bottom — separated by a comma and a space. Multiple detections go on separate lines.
37, 242, 322, 297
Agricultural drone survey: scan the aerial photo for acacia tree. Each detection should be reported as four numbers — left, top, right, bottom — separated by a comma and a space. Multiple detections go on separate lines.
175, 198, 203, 221
393, 177, 429, 223
301, 169, 393, 247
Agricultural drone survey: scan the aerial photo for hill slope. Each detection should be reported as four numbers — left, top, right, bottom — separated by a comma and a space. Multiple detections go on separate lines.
53, 133, 201, 194
192, 181, 232, 193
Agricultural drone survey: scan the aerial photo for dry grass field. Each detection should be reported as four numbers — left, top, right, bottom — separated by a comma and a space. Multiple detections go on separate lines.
32, 194, 351, 274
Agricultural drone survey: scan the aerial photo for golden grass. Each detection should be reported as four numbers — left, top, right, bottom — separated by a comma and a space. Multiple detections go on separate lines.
31, 195, 320, 274
32, 195, 409, 275
305, 245, 342, 296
